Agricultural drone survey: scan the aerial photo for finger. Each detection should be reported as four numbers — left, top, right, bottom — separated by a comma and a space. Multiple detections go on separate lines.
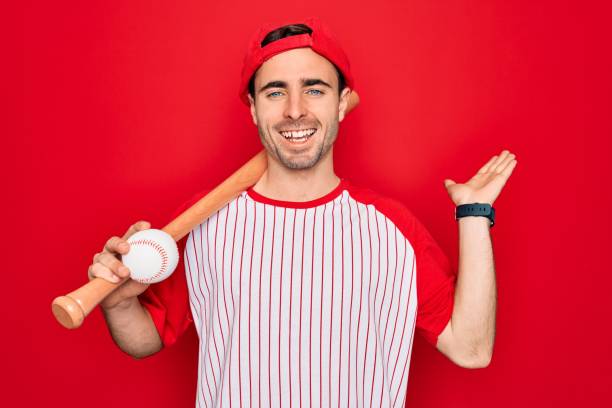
89, 263, 121, 283
444, 179, 456, 188
93, 251, 102, 264
490, 150, 510, 171
104, 236, 130, 255
121, 220, 151, 240
478, 155, 498, 174
493, 153, 516, 174
500, 159, 518, 177
92, 250, 115, 265
97, 252, 131, 278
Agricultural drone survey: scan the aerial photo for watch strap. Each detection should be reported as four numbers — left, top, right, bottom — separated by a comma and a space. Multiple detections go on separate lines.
455, 203, 495, 227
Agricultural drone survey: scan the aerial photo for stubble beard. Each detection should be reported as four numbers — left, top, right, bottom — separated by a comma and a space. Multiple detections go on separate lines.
258, 120, 339, 170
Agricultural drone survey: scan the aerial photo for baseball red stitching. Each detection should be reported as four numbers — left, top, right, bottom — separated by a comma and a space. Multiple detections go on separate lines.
129, 238, 170, 283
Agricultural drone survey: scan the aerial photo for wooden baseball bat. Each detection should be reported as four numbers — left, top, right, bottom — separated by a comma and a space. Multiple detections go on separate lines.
52, 91, 360, 329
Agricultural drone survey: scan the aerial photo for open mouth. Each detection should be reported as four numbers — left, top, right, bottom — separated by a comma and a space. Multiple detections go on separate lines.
278, 128, 317, 143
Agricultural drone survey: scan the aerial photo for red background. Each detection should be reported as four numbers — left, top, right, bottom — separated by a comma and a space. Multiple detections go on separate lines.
14, 1, 609, 406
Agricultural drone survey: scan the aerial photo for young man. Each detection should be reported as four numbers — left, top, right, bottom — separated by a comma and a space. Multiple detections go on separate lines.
90, 17, 517, 407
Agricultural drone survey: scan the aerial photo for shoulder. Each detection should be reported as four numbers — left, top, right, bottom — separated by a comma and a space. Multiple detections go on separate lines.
164, 187, 214, 250
344, 179, 424, 242
169, 188, 214, 220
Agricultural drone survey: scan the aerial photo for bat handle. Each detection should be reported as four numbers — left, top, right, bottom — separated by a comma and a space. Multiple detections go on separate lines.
52, 277, 127, 329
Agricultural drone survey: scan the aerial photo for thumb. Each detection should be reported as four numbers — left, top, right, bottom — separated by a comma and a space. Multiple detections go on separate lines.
444, 179, 456, 188
122, 220, 151, 240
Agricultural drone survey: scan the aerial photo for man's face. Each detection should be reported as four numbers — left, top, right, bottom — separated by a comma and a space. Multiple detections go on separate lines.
248, 48, 350, 170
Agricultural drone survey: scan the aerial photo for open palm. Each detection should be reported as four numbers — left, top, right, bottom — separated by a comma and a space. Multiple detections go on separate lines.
444, 150, 518, 206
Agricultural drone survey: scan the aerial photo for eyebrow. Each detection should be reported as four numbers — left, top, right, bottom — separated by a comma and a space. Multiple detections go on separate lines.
258, 78, 333, 94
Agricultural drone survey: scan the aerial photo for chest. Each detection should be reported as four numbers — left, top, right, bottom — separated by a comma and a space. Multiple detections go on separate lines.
184, 196, 415, 331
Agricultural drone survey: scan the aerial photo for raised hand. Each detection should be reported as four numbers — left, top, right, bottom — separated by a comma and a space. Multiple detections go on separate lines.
443, 150, 518, 206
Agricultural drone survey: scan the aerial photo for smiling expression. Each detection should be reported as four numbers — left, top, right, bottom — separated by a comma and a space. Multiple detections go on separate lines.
248, 48, 350, 170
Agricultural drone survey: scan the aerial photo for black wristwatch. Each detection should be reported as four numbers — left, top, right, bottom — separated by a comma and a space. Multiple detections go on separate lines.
455, 203, 495, 227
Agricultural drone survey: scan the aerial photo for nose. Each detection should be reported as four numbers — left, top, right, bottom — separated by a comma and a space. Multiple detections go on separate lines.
283, 92, 307, 120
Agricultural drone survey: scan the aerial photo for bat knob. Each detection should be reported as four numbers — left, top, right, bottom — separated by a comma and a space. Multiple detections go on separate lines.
52, 296, 85, 329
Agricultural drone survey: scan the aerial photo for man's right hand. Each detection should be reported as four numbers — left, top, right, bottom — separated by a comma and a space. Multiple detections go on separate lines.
88, 220, 152, 310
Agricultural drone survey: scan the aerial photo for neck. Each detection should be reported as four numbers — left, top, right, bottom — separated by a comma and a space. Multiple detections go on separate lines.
252, 147, 340, 202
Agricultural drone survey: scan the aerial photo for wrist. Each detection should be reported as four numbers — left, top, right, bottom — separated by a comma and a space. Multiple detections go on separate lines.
457, 216, 491, 228
455, 203, 495, 227
455, 199, 493, 206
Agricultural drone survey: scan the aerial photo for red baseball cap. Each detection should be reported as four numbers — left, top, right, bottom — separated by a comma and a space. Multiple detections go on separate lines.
239, 17, 355, 106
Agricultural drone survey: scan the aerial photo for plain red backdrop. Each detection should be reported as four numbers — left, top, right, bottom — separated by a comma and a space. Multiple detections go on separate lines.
13, 0, 610, 406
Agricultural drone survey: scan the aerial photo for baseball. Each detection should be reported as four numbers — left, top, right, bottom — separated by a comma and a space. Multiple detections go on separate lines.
121, 229, 179, 284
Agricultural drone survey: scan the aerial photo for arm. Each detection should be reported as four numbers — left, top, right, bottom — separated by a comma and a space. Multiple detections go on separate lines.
436, 216, 495, 368
101, 297, 162, 359
435, 150, 518, 368
88, 221, 163, 359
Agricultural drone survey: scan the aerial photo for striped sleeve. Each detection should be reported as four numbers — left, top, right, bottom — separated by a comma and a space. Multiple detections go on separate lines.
138, 189, 211, 347
372, 197, 456, 347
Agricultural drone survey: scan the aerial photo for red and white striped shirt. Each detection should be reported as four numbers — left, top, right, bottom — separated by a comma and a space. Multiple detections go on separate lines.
140, 179, 455, 407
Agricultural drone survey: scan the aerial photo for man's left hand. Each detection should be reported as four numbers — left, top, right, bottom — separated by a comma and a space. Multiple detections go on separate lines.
443, 149, 518, 206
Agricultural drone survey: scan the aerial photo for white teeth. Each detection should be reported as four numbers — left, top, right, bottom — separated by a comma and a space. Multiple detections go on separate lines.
280, 128, 316, 139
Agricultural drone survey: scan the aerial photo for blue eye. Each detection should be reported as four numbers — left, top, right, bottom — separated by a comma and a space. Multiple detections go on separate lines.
307, 89, 323, 95
267, 91, 284, 98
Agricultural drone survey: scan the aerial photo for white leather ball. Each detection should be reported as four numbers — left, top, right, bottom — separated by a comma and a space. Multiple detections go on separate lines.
122, 229, 179, 284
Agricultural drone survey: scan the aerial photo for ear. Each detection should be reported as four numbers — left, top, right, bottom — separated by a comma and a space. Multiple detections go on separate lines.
338, 87, 351, 122
248, 94, 258, 126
